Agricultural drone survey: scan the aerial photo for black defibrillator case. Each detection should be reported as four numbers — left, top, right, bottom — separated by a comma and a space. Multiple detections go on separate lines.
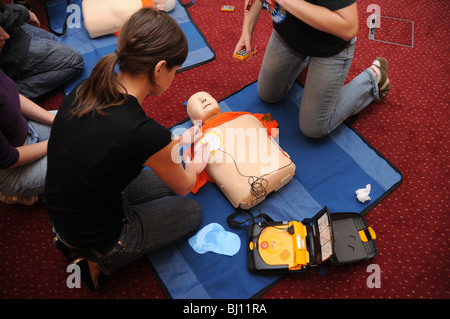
247, 207, 377, 273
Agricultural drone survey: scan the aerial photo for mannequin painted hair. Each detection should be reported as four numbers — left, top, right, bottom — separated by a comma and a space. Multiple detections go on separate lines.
72, 7, 188, 118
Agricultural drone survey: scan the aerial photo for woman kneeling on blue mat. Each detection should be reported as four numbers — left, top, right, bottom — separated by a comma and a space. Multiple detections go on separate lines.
45, 7, 210, 291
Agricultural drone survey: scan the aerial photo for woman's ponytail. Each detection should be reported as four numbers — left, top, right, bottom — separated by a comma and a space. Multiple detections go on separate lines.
71, 53, 126, 118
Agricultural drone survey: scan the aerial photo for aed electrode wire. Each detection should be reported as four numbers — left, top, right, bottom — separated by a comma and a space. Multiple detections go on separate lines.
216, 148, 294, 200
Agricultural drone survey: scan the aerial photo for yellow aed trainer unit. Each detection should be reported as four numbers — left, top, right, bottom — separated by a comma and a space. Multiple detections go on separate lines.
221, 5, 235, 12
247, 207, 377, 273
233, 49, 254, 61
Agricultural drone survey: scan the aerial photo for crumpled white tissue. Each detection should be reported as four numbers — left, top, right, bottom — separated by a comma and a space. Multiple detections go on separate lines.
356, 184, 371, 203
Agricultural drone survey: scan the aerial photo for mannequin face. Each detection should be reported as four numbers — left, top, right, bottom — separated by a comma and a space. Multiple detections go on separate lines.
187, 91, 221, 123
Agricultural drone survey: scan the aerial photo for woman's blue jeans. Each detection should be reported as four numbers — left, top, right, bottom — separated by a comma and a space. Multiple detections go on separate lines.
257, 30, 379, 138
15, 24, 83, 99
55, 170, 202, 276
0, 110, 57, 196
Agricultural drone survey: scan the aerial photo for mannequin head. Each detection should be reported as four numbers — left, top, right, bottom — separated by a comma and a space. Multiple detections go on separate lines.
187, 91, 222, 124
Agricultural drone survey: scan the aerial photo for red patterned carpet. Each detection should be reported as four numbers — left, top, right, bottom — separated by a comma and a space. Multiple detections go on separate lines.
0, 0, 448, 300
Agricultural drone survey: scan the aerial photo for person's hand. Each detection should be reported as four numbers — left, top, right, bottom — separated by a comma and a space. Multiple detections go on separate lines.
184, 141, 210, 175
233, 34, 258, 60
28, 11, 40, 27
178, 125, 202, 146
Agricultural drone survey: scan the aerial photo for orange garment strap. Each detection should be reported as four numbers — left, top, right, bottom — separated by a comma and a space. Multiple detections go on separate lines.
201, 112, 279, 136
190, 111, 279, 194
141, 0, 153, 7
191, 171, 214, 194
252, 113, 279, 135
200, 112, 251, 133
113, 0, 154, 36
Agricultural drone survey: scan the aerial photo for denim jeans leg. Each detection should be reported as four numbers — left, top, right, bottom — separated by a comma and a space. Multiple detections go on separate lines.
335, 67, 379, 118
299, 37, 378, 138
298, 43, 353, 137
15, 24, 83, 99
27, 110, 57, 142
0, 111, 56, 196
96, 170, 202, 275
122, 170, 202, 248
257, 30, 308, 103
122, 169, 175, 205
0, 157, 46, 196
21, 23, 57, 40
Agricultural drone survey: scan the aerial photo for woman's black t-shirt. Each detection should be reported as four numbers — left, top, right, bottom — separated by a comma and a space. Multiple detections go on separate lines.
264, 0, 357, 57
45, 85, 173, 251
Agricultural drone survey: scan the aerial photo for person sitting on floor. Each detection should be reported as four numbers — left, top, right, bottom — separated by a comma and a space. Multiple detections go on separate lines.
0, 2, 83, 100
0, 9, 56, 205
45, 7, 209, 292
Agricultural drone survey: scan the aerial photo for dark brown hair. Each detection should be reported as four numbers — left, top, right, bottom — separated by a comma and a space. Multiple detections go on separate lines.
72, 7, 188, 118
0, 2, 4, 24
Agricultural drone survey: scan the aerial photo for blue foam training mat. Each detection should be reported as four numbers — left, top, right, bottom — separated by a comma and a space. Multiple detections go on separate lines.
147, 82, 402, 299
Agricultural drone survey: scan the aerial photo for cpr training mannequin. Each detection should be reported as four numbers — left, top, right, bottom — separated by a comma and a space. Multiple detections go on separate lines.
185, 92, 296, 209
83, 0, 176, 38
